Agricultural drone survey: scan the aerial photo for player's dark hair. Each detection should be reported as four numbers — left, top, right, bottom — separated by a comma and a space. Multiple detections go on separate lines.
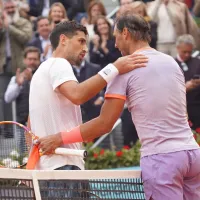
50, 21, 88, 50
115, 12, 151, 43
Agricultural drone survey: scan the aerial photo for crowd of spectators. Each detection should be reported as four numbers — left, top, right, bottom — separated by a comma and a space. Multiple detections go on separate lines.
0, 0, 200, 147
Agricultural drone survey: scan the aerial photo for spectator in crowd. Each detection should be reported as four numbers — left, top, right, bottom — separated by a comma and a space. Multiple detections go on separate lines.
27, 0, 55, 18
0, 0, 32, 74
14, 0, 30, 19
48, 2, 68, 30
4, 47, 40, 125
84, 1, 111, 39
130, 1, 157, 49
147, 0, 200, 57
119, 0, 133, 9
89, 16, 121, 68
58, 0, 93, 21
87, 1, 107, 25
72, 59, 104, 122
175, 34, 200, 129
28, 16, 52, 62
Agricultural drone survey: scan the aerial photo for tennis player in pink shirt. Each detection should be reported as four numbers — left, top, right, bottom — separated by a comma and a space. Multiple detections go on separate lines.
38, 13, 200, 200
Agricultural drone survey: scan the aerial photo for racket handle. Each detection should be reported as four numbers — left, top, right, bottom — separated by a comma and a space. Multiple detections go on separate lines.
55, 148, 87, 158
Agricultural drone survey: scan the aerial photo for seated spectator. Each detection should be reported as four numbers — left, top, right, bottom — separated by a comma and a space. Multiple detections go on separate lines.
175, 34, 200, 129
72, 59, 104, 122
130, 1, 157, 49
0, 0, 32, 74
83, 0, 113, 39
48, 2, 68, 30
147, 0, 200, 56
89, 16, 121, 68
4, 47, 40, 125
27, 16, 52, 62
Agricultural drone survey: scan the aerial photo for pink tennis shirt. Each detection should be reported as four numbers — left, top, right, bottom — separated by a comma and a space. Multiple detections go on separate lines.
105, 48, 199, 157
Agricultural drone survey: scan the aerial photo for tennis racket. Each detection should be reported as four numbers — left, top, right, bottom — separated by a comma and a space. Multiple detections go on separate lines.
0, 121, 87, 169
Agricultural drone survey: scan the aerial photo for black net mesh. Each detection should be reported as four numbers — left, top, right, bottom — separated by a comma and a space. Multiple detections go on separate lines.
0, 178, 35, 199
39, 178, 145, 199
0, 171, 145, 200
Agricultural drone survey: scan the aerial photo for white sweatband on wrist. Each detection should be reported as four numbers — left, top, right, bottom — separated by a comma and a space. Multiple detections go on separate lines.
98, 64, 119, 83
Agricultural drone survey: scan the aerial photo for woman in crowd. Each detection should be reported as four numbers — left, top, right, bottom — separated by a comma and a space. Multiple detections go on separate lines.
48, 2, 68, 30
89, 15, 121, 68
83, 1, 113, 39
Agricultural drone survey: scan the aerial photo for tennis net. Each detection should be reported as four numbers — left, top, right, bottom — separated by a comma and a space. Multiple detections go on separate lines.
0, 169, 145, 200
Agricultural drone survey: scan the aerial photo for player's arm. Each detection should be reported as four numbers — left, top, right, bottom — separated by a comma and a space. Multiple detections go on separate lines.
58, 54, 147, 105
38, 98, 125, 154
80, 98, 125, 141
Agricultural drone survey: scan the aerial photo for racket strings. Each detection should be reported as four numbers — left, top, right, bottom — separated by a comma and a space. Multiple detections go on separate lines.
0, 124, 32, 168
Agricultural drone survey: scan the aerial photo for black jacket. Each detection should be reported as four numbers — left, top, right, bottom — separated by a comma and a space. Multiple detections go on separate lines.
28, 0, 56, 17
175, 57, 200, 119
72, 61, 104, 121
89, 38, 121, 69
27, 37, 43, 53
149, 20, 157, 49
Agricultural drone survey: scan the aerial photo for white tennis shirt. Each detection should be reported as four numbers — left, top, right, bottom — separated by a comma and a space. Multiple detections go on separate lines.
29, 58, 84, 170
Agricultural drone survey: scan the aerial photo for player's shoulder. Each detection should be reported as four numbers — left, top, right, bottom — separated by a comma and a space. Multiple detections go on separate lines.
47, 58, 73, 72
109, 72, 132, 87
49, 57, 71, 67
151, 50, 177, 64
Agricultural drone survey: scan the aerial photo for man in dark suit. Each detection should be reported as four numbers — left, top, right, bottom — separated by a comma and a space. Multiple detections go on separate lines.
27, 16, 52, 62
175, 34, 200, 129
28, 0, 55, 17
72, 60, 104, 122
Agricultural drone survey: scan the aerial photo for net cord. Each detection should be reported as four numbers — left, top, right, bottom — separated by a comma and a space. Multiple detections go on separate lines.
0, 169, 141, 179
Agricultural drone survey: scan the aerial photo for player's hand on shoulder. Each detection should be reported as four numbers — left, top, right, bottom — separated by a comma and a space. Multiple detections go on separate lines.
113, 54, 148, 75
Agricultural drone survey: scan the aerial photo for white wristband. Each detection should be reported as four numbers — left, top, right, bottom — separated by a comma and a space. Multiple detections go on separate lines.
98, 64, 119, 83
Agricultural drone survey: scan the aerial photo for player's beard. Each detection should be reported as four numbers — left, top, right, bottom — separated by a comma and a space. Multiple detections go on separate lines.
67, 54, 82, 66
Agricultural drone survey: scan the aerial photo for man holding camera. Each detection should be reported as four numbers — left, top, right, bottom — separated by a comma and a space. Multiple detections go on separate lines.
175, 34, 200, 129
4, 47, 40, 126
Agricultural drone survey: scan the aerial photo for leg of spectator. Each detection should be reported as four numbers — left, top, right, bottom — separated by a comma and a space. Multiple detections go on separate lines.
121, 108, 138, 146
